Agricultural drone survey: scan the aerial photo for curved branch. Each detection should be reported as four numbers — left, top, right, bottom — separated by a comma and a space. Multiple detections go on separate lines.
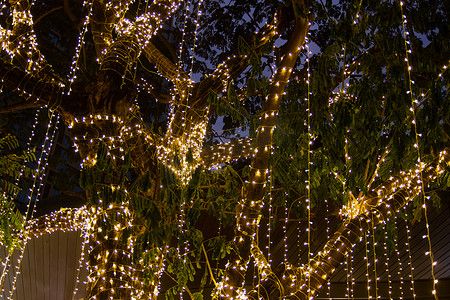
25, 207, 89, 239
63, 0, 81, 29
4, 0, 61, 81
34, 6, 63, 25
0, 58, 64, 106
166, 5, 285, 145
290, 149, 450, 299
143, 41, 190, 95
90, 0, 127, 59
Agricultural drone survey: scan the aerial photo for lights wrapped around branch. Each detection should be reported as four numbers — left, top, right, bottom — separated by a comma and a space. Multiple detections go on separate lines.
288, 149, 450, 299
25, 207, 90, 239
217, 10, 314, 298
200, 137, 254, 169
113, 0, 182, 56
158, 106, 209, 185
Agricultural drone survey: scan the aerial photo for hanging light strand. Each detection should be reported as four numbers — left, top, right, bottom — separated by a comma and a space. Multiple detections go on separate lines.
393, 216, 405, 299
8, 109, 59, 300
404, 212, 416, 300
305, 29, 313, 300
371, 220, 379, 299
72, 229, 89, 299
382, 220, 393, 300
399, 2, 438, 298
67, 1, 93, 93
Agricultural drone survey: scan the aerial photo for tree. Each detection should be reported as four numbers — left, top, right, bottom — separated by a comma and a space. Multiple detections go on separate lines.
0, 0, 449, 299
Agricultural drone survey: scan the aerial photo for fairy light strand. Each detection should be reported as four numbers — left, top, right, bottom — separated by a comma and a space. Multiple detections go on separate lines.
0, 1, 448, 299
8, 109, 59, 300
72, 229, 89, 299
382, 220, 393, 300
393, 216, 404, 299
305, 30, 312, 300
0, 107, 41, 294
371, 220, 379, 300
365, 230, 372, 299
399, 2, 438, 298
404, 213, 416, 300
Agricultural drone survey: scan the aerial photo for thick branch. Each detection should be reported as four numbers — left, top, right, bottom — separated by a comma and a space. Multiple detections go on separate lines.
291, 149, 450, 299
125, 0, 182, 51
101, 0, 182, 74
90, 0, 127, 59
167, 8, 283, 144
217, 7, 314, 297
192, 23, 280, 110
158, 10, 285, 184
25, 207, 88, 239
143, 41, 190, 95
244, 149, 450, 299
0, 58, 64, 105
200, 137, 253, 168
90, 0, 115, 58
4, 0, 61, 80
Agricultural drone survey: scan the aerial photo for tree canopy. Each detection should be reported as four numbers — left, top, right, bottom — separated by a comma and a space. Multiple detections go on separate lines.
0, 0, 449, 299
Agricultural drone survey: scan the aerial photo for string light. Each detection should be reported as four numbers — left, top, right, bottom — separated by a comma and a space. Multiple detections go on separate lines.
7, 108, 59, 300
305, 31, 312, 300
72, 229, 89, 299
345, 255, 350, 300
0, 105, 41, 295
399, 1, 439, 298
404, 213, 417, 300
67, 1, 93, 92
393, 216, 405, 299
371, 220, 379, 300
325, 199, 331, 300
0, 1, 447, 299
365, 230, 372, 299
382, 220, 393, 300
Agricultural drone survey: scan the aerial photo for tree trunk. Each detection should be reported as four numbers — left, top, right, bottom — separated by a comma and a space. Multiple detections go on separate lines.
86, 206, 160, 299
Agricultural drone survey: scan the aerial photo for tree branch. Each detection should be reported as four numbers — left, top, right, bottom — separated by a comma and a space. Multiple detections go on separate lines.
4, 0, 61, 81
0, 99, 45, 114
166, 5, 284, 147
243, 148, 450, 299
122, 0, 183, 53
90, 0, 127, 59
217, 4, 314, 297
0, 58, 64, 106
63, 0, 81, 29
200, 137, 253, 168
143, 41, 190, 95
25, 207, 88, 239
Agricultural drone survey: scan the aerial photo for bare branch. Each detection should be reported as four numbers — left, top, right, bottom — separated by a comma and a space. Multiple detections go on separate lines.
63, 0, 80, 29
0, 99, 44, 114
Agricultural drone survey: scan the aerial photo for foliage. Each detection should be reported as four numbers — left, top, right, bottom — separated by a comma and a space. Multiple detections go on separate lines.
0, 134, 36, 254
0, 0, 448, 298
